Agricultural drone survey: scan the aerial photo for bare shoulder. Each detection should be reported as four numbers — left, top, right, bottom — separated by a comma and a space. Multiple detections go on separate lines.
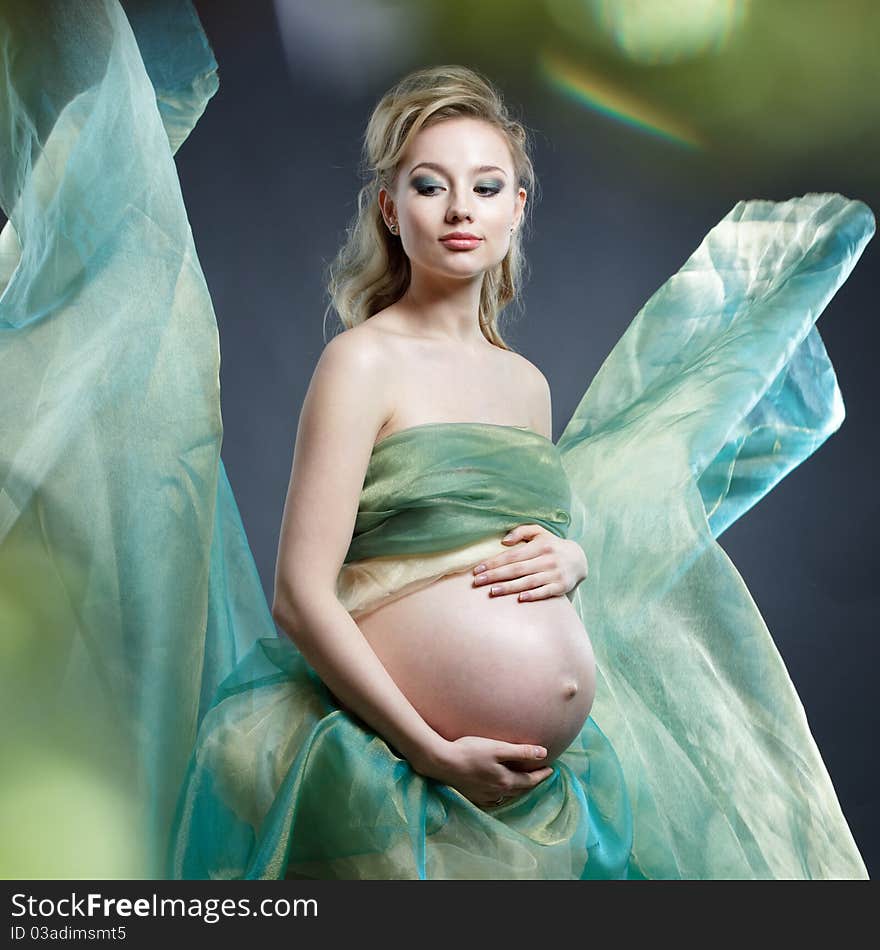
505, 348, 550, 394
499, 348, 552, 437
272, 323, 394, 615
319, 321, 388, 376
308, 322, 396, 441
299, 323, 399, 474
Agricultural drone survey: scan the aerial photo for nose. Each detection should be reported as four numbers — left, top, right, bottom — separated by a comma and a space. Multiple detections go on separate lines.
446, 194, 473, 223
447, 211, 473, 225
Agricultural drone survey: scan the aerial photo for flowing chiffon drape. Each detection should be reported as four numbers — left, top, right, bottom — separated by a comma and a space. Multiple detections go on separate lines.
0, 0, 873, 879
0, 0, 259, 878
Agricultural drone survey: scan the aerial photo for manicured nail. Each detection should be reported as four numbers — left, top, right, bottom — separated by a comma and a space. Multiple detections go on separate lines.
502, 533, 514, 541
473, 563, 486, 574
490, 586, 501, 595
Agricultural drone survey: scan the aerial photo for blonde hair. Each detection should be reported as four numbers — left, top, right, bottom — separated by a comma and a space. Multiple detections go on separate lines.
322, 65, 538, 350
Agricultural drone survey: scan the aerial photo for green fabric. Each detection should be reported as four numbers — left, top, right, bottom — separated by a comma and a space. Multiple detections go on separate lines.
0, 0, 873, 879
346, 422, 572, 562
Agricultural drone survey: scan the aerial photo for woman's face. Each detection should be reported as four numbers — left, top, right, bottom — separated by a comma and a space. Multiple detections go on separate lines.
380, 117, 527, 281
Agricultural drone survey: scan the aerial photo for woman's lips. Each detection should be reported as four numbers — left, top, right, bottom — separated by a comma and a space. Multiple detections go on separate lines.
440, 237, 482, 250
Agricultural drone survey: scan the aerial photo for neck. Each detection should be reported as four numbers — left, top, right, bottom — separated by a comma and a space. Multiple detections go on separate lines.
397, 270, 485, 344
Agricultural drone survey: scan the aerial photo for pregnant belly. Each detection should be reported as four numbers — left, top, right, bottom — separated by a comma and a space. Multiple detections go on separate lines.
353, 566, 596, 767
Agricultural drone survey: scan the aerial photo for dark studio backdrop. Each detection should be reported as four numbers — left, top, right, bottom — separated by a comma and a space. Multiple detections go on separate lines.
5, 0, 875, 876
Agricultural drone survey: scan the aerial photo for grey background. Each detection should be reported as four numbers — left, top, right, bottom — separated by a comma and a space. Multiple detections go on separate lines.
180, 1, 878, 876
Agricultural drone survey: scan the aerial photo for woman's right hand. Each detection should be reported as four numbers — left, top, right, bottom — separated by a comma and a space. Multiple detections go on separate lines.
413, 735, 555, 809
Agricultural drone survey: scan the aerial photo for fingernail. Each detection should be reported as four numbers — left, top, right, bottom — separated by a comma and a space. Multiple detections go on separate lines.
490, 586, 501, 595
502, 533, 514, 542
473, 564, 486, 574
535, 747, 547, 758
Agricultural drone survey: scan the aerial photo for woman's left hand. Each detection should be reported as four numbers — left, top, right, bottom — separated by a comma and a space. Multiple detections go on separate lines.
471, 525, 588, 602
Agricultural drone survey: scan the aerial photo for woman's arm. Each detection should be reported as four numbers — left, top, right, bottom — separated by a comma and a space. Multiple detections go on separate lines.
270, 329, 447, 773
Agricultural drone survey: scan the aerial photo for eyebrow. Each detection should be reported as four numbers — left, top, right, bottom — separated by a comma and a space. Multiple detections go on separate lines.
409, 161, 508, 177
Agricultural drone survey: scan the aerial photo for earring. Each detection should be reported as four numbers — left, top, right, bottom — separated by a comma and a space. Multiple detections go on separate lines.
390, 222, 399, 234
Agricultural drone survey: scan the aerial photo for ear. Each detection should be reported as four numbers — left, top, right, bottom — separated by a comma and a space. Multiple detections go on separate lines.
378, 187, 396, 224
514, 186, 527, 228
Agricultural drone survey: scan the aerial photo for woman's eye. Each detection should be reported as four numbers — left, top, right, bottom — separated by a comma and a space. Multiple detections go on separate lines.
414, 184, 501, 196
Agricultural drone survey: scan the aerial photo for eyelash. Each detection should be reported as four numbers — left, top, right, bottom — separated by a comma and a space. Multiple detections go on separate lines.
414, 184, 501, 197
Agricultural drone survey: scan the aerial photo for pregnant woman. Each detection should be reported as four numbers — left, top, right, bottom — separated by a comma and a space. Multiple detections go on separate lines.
172, 61, 871, 879
274, 104, 604, 808
1, 1, 872, 880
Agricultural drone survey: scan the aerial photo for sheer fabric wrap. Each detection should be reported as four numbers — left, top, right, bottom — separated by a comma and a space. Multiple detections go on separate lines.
337, 423, 579, 618
0, 0, 872, 879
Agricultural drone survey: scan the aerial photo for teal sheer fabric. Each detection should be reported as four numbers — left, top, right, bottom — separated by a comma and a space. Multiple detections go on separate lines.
0, 0, 244, 878
0, 0, 873, 879
346, 423, 572, 562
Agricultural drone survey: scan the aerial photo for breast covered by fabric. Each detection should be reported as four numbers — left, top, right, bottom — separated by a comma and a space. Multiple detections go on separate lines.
336, 423, 576, 617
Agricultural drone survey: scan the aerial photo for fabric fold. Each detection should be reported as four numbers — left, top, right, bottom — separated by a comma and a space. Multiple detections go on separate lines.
0, 0, 254, 879
558, 192, 874, 878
